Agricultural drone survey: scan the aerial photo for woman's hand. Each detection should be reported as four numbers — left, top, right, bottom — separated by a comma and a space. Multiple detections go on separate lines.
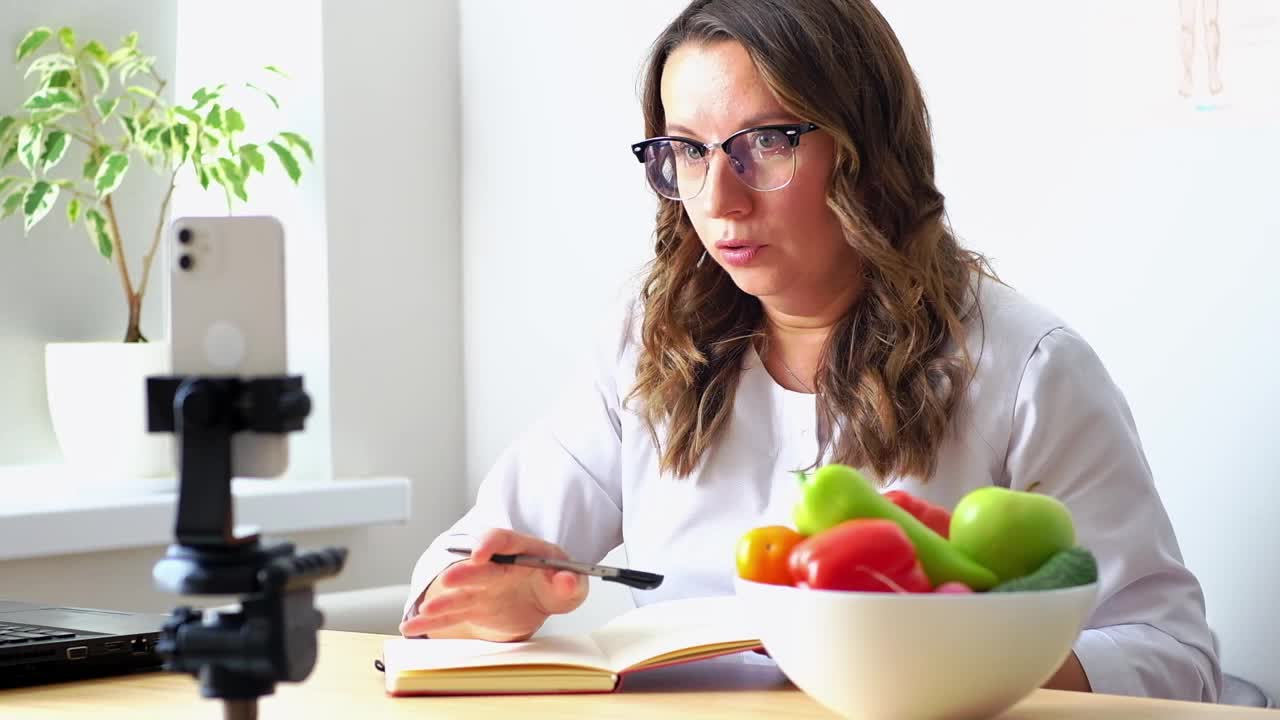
398, 529, 589, 642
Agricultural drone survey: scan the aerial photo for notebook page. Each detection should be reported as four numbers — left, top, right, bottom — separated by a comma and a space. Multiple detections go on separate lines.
383, 633, 608, 674
590, 596, 756, 672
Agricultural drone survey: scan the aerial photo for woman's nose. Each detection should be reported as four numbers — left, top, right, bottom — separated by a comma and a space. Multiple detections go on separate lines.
700, 150, 752, 219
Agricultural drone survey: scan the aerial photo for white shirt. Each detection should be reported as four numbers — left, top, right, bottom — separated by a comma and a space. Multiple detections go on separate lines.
405, 276, 1222, 702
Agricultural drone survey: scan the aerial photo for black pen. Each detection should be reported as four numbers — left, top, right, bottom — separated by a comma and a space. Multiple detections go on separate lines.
445, 547, 664, 591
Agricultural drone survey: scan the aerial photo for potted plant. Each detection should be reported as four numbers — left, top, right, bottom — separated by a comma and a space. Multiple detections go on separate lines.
0, 26, 312, 481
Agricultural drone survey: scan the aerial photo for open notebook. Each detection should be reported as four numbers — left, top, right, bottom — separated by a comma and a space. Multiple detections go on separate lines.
382, 596, 762, 696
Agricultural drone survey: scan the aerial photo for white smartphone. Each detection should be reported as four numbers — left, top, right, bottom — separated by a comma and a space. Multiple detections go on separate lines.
167, 215, 290, 478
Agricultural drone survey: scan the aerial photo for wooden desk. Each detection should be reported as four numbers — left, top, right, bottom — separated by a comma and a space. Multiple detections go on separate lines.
0, 631, 1272, 719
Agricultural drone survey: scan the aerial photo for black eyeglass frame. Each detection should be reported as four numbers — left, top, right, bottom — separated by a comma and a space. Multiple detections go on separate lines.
630, 122, 820, 165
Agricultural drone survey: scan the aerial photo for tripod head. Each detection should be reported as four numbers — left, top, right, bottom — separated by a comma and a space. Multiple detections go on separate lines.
147, 376, 347, 720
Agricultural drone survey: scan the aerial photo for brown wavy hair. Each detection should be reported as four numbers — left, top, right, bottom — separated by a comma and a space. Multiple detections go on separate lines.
627, 0, 997, 482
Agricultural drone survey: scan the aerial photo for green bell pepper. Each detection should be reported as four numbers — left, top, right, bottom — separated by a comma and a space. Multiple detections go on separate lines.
793, 464, 998, 590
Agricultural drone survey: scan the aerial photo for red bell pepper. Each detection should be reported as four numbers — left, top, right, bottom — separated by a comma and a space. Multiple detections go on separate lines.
788, 518, 932, 593
883, 490, 952, 539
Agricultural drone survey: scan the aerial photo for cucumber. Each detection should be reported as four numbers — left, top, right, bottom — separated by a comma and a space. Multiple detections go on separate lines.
989, 546, 1098, 592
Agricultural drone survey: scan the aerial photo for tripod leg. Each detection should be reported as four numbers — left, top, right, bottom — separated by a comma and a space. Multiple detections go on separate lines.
223, 699, 257, 720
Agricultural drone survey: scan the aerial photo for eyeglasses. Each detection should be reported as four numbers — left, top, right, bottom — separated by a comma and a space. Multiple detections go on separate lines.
630, 123, 819, 201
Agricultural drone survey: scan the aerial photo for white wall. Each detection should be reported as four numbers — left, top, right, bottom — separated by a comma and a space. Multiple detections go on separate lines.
460, 0, 677, 494
322, 0, 467, 591
460, 0, 1279, 698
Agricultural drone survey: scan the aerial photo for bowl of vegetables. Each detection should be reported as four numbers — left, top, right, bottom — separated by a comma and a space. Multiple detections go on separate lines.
733, 464, 1099, 720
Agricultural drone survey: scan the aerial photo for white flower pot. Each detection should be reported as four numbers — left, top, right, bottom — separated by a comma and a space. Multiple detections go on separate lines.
44, 341, 175, 488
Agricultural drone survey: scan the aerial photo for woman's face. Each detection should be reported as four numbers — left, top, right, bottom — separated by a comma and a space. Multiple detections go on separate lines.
660, 41, 858, 317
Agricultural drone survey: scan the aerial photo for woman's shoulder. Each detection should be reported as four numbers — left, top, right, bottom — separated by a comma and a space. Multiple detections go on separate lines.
962, 274, 1071, 375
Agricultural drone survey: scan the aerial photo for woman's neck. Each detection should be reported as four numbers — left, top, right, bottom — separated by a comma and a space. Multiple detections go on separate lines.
759, 282, 863, 393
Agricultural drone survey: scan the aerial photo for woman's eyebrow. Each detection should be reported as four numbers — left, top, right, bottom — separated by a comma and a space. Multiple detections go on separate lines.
664, 113, 803, 139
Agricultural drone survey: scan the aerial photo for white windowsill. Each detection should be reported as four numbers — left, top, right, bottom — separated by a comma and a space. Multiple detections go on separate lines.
0, 468, 411, 562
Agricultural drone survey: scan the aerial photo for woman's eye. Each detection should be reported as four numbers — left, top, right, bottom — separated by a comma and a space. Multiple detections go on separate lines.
753, 132, 779, 150
682, 145, 703, 161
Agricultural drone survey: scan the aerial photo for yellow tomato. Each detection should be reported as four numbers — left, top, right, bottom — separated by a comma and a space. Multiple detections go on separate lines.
735, 525, 805, 585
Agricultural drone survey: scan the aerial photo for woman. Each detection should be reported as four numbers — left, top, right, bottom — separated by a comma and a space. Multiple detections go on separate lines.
400, 0, 1221, 702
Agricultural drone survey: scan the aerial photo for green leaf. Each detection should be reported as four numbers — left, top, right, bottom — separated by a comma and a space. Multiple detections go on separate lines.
120, 55, 154, 84
46, 69, 72, 89
191, 86, 221, 109
278, 131, 313, 162
267, 141, 301, 184
127, 85, 157, 100
206, 104, 223, 129
173, 106, 202, 124
171, 123, 190, 164
196, 163, 209, 190
24, 88, 80, 113
1, 186, 27, 220
245, 82, 279, 109
264, 65, 289, 78
96, 97, 120, 120
58, 27, 76, 52
217, 157, 248, 202
0, 177, 14, 196
82, 40, 109, 63
238, 143, 265, 174
85, 59, 109, 95
66, 195, 81, 225
83, 144, 107, 180
121, 115, 138, 141
123, 31, 138, 50
22, 181, 58, 233
141, 123, 163, 145
106, 46, 134, 69
93, 152, 129, 195
16, 28, 53, 63
24, 53, 76, 80
224, 107, 245, 134
1, 143, 18, 169
0, 116, 14, 143
84, 207, 113, 258
40, 130, 68, 172
18, 124, 43, 173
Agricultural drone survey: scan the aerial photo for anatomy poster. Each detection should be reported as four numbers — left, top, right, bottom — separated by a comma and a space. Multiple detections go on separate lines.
1085, 0, 1280, 127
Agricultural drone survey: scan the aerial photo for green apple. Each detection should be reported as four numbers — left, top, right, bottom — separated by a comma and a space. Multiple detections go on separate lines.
948, 486, 1076, 583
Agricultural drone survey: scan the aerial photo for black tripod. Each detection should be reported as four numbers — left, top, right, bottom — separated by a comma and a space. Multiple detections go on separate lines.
147, 375, 348, 720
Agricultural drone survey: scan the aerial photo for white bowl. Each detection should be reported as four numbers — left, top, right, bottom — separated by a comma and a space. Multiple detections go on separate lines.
734, 576, 1098, 720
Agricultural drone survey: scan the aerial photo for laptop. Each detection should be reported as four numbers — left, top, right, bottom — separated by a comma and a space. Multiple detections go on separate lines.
0, 600, 167, 688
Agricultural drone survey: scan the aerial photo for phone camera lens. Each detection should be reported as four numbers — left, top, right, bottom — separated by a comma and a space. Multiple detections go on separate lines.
177, 228, 193, 244
178, 254, 195, 271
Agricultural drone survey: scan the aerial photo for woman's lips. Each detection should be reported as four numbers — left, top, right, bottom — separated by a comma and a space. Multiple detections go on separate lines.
715, 240, 765, 268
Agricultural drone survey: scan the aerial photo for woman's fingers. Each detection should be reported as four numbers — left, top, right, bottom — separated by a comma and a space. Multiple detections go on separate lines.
438, 560, 509, 588
400, 609, 471, 637
422, 586, 484, 617
534, 570, 589, 614
470, 528, 568, 564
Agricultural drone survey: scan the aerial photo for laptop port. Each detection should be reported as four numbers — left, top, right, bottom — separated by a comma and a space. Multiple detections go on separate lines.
66, 646, 89, 660
104, 641, 125, 653
130, 637, 150, 655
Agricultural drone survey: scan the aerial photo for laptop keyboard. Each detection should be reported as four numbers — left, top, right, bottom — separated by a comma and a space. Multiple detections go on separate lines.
0, 620, 78, 645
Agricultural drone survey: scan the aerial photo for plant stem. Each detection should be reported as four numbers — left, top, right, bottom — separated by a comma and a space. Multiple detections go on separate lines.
135, 167, 178, 305
49, 123, 96, 148
102, 194, 140, 340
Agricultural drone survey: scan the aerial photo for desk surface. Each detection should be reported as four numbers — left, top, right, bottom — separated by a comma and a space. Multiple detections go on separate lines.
0, 631, 1272, 719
